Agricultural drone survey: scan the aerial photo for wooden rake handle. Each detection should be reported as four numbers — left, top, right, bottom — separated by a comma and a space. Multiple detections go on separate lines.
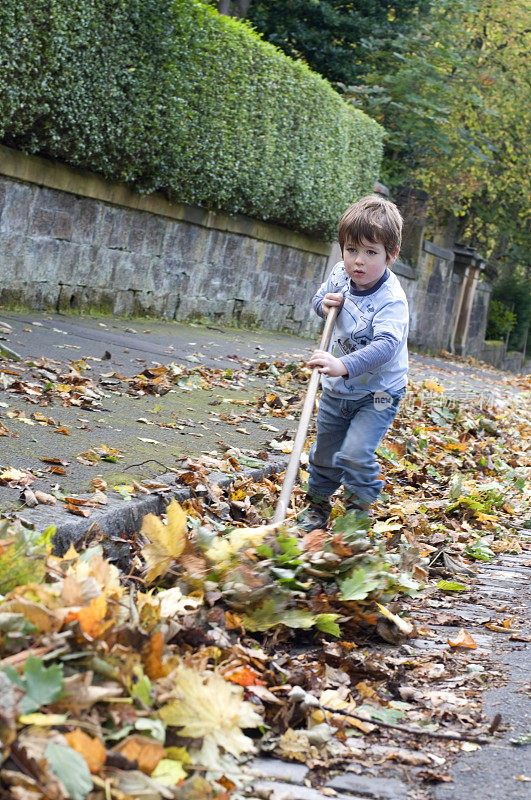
272, 305, 339, 524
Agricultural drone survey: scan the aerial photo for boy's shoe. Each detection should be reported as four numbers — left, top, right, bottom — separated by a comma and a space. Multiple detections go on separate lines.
344, 492, 372, 519
297, 494, 332, 531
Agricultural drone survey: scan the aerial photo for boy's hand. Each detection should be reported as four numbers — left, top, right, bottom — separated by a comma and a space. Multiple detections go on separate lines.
322, 292, 344, 316
308, 349, 348, 377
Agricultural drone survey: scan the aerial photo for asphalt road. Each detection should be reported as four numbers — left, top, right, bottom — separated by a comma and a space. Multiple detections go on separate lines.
1, 309, 530, 799
0, 309, 524, 520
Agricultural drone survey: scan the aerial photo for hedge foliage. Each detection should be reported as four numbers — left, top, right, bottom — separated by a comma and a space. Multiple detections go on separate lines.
0, 0, 383, 239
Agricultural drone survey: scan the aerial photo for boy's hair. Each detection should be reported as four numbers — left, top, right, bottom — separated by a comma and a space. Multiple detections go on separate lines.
338, 195, 403, 259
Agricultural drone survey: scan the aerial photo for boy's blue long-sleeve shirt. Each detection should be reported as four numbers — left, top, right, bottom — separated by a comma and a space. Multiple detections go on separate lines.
312, 262, 409, 398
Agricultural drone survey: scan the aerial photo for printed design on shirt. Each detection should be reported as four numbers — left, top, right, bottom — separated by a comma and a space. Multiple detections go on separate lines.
332, 298, 373, 357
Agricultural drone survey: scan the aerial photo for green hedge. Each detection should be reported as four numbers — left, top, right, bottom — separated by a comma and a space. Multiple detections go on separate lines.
0, 0, 383, 239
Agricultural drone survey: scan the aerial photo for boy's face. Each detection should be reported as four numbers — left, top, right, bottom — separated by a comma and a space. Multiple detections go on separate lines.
343, 238, 399, 291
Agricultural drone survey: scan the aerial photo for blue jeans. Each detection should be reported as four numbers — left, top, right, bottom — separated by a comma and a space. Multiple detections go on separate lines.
308, 389, 405, 504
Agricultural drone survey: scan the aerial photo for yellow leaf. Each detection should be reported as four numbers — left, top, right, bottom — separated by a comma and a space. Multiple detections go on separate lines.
377, 603, 413, 636
0, 468, 28, 482
317, 689, 374, 732
158, 587, 203, 618
61, 543, 80, 561
2, 597, 59, 633
141, 500, 187, 582
372, 516, 403, 534
158, 667, 262, 768
424, 379, 445, 392
72, 594, 113, 639
447, 628, 477, 649
151, 758, 187, 785
205, 521, 284, 563
475, 511, 498, 523
18, 713, 68, 726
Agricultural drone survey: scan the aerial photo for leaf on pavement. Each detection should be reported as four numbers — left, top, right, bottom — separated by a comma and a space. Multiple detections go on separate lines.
437, 580, 468, 592
34, 490, 57, 505
424, 379, 445, 392
0, 467, 35, 487
63, 503, 92, 517
447, 628, 477, 649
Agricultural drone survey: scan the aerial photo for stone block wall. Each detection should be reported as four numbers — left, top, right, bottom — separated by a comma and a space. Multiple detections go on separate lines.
479, 341, 505, 368
0, 146, 496, 361
478, 342, 525, 372
467, 280, 491, 356
394, 240, 460, 353
0, 147, 331, 336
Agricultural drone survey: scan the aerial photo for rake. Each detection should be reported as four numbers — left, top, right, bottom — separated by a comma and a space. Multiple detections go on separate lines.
272, 305, 339, 524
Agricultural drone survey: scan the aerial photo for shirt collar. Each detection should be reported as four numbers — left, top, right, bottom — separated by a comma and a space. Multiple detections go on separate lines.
349, 268, 390, 296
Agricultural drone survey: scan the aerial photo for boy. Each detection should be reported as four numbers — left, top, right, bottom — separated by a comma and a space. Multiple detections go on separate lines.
298, 195, 408, 531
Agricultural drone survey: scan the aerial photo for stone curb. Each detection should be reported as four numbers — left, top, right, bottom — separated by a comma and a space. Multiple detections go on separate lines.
14, 455, 289, 557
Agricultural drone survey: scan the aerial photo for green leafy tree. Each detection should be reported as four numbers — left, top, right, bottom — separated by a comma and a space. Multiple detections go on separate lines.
487, 256, 530, 351
346, 0, 530, 339
243, 0, 432, 84
485, 299, 517, 342
349, 0, 530, 243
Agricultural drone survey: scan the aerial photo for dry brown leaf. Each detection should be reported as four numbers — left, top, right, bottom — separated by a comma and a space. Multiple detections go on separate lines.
113, 735, 165, 775
63, 503, 92, 517
302, 528, 329, 553
225, 611, 243, 630
64, 729, 106, 774
58, 672, 123, 712
60, 575, 85, 606
142, 631, 168, 680
447, 628, 477, 649
33, 490, 57, 505
180, 549, 208, 578
2, 598, 59, 633
275, 728, 320, 762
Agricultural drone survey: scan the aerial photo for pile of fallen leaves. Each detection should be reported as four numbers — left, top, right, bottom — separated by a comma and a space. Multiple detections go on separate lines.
0, 497, 426, 799
1, 358, 105, 411
0, 367, 529, 798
